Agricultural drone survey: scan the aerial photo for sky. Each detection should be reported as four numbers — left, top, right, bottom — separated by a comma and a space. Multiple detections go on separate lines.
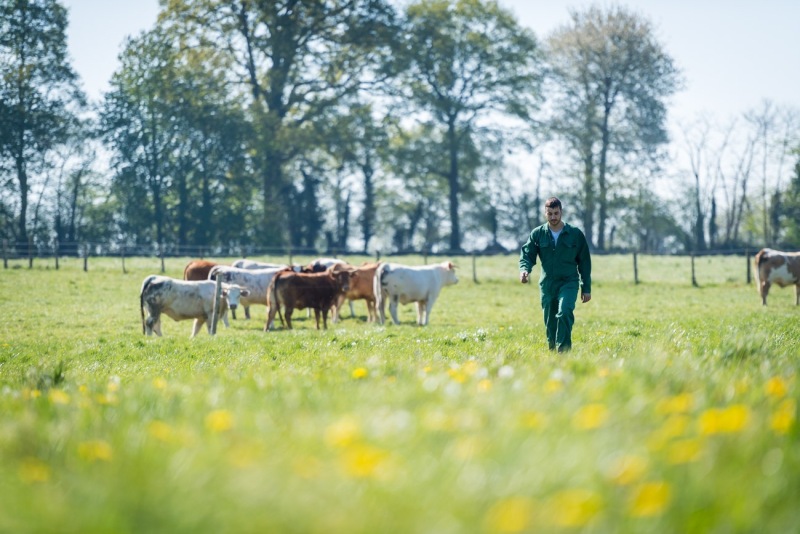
63, 0, 800, 123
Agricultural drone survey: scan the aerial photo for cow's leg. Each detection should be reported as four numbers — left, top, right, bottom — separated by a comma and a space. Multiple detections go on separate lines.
333, 295, 345, 323
423, 296, 437, 326
761, 281, 770, 306
389, 296, 401, 325
220, 309, 230, 328
144, 312, 157, 336
795, 284, 799, 306
191, 318, 204, 338
231, 308, 237, 320
367, 299, 376, 322
377, 292, 387, 325
265, 306, 277, 331
314, 308, 322, 329
245, 306, 251, 320
349, 299, 355, 318
416, 300, 428, 326
285, 309, 294, 329
322, 309, 329, 330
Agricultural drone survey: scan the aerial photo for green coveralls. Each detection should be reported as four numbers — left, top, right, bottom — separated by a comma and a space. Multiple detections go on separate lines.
519, 223, 592, 352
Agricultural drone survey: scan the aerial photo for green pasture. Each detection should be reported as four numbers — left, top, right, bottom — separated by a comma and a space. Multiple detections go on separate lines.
1, 254, 798, 533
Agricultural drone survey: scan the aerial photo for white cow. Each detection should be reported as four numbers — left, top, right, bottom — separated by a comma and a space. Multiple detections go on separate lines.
208, 265, 290, 321
140, 276, 248, 337
374, 261, 458, 326
232, 259, 289, 270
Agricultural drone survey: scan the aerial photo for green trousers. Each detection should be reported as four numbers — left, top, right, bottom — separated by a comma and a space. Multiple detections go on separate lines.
541, 280, 579, 352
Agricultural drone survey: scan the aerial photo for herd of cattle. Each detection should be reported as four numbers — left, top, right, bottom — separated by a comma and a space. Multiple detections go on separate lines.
138, 247, 798, 337
139, 257, 459, 337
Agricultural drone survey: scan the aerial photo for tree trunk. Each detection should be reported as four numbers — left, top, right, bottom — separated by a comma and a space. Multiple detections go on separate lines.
447, 119, 461, 252
15, 156, 29, 252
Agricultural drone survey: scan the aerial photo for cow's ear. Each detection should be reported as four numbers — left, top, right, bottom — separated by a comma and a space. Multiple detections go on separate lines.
221, 288, 228, 296
447, 261, 454, 270
241, 289, 250, 296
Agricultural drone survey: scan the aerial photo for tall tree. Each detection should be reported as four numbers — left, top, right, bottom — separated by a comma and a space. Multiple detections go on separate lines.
389, 0, 542, 251
160, 0, 398, 247
546, 5, 681, 250
0, 0, 85, 250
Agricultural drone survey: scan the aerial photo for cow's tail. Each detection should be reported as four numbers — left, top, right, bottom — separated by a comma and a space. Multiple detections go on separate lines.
140, 275, 156, 334
266, 269, 287, 328
374, 263, 389, 319
754, 248, 767, 288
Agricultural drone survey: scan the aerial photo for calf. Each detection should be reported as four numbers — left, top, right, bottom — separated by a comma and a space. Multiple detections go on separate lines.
374, 261, 458, 326
754, 248, 800, 305
140, 276, 249, 337
265, 268, 352, 330
183, 260, 218, 281
333, 261, 381, 323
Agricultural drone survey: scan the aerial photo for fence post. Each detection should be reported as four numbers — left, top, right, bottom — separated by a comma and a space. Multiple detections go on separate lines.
121, 244, 127, 274
159, 243, 165, 273
745, 249, 751, 284
376, 250, 381, 262
54, 239, 59, 270
28, 237, 33, 269
83, 244, 88, 272
691, 254, 698, 287
633, 252, 639, 284
472, 253, 478, 284
2, 239, 7, 269
210, 275, 223, 335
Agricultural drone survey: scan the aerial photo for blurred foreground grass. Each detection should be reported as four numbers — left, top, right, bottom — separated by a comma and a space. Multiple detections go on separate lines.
0, 254, 798, 533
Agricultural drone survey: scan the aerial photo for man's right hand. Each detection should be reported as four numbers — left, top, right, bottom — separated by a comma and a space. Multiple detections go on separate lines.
520, 271, 529, 284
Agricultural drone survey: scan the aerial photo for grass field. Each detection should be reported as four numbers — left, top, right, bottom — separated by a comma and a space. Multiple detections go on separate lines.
1, 254, 798, 533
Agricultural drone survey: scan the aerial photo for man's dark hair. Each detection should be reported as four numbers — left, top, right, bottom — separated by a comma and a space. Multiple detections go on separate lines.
544, 197, 562, 210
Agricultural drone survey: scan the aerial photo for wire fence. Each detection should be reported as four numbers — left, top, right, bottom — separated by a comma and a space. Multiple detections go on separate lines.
2, 238, 771, 287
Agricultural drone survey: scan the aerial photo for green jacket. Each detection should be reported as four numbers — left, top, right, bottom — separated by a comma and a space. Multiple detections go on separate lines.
519, 223, 592, 294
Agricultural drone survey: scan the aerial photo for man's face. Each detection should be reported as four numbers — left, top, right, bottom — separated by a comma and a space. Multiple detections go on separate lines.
545, 206, 562, 228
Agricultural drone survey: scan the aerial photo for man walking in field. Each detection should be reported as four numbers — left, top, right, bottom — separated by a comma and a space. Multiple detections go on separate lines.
519, 197, 592, 352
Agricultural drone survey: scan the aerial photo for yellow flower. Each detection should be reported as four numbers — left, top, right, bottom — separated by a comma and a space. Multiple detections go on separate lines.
205, 409, 235, 433
324, 416, 361, 447
340, 444, 389, 478
147, 420, 175, 443
628, 482, 671, 517
519, 411, 547, 429
448, 368, 467, 383
48, 389, 70, 405
666, 438, 703, 464
659, 415, 690, 439
572, 404, 609, 430
483, 497, 535, 533
655, 393, 693, 415
544, 379, 563, 393
477, 379, 492, 392
78, 440, 113, 462
607, 455, 648, 486
770, 399, 796, 434
765, 377, 788, 399
153, 377, 168, 390
463, 361, 480, 376
547, 489, 603, 527
19, 457, 51, 483
351, 367, 368, 379
699, 405, 750, 435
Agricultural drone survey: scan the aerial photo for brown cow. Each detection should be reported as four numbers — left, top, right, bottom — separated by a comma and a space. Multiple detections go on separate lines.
183, 260, 218, 281
265, 268, 352, 330
754, 248, 800, 306
333, 261, 381, 323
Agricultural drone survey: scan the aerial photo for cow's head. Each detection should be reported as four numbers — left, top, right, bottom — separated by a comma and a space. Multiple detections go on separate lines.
222, 284, 249, 310
443, 261, 458, 286
331, 269, 354, 293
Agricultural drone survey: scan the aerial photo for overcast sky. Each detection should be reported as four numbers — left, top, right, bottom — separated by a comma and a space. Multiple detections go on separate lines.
64, 0, 800, 123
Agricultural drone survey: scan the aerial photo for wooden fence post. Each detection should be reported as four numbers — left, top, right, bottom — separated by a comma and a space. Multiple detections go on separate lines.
472, 253, 478, 284
376, 250, 381, 262
2, 239, 7, 269
121, 244, 127, 274
745, 249, 751, 284
83, 244, 88, 272
691, 254, 698, 287
633, 252, 639, 284
28, 237, 33, 269
210, 276, 223, 335
54, 239, 59, 270
159, 243, 165, 273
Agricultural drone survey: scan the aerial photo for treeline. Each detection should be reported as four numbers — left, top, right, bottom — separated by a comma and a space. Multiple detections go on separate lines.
1, 0, 799, 256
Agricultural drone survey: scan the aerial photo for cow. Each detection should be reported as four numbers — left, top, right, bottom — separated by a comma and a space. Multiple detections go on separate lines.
207, 265, 287, 322
183, 260, 218, 281
754, 248, 800, 306
374, 261, 458, 326
265, 267, 352, 330
232, 259, 290, 270
333, 261, 381, 323
305, 257, 347, 273
140, 276, 249, 337
224, 261, 305, 319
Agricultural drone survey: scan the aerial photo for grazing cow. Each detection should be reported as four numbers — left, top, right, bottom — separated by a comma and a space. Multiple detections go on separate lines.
140, 276, 249, 337
754, 248, 800, 306
265, 268, 352, 330
208, 265, 287, 322
374, 261, 458, 326
183, 260, 218, 281
333, 261, 381, 323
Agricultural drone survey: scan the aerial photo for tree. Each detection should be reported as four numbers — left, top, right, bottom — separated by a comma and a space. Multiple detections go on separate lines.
389, 0, 542, 252
546, 5, 681, 250
0, 0, 85, 251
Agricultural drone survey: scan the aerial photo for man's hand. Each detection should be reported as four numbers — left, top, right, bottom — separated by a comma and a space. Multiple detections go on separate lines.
520, 271, 529, 284
581, 293, 591, 303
